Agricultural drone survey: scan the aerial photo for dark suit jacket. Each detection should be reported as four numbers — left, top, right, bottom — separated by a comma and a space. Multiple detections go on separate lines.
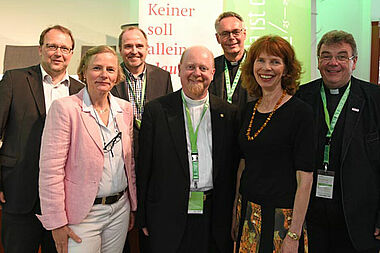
296, 77, 380, 251
209, 54, 252, 109
0, 65, 84, 214
111, 63, 173, 159
136, 90, 239, 253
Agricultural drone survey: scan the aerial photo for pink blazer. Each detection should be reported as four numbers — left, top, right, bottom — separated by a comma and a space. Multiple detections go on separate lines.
37, 89, 137, 230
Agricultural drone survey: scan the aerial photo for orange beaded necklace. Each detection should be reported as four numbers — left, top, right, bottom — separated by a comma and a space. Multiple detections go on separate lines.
246, 89, 287, 141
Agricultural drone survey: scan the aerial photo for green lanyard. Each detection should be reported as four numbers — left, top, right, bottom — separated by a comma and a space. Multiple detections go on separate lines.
181, 92, 209, 188
126, 74, 146, 128
224, 54, 246, 104
320, 81, 351, 170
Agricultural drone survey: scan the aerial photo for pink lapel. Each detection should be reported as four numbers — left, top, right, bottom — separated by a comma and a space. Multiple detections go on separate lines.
76, 90, 104, 153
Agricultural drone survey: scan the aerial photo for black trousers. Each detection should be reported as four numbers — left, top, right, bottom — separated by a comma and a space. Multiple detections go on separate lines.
1, 211, 57, 253
306, 199, 378, 253
176, 195, 220, 253
122, 228, 151, 253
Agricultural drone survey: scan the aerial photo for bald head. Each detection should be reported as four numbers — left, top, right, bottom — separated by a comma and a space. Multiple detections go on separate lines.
180, 46, 214, 66
178, 46, 215, 100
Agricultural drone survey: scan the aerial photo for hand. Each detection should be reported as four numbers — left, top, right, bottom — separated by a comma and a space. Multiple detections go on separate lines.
128, 212, 135, 231
142, 227, 149, 236
280, 236, 299, 253
374, 227, 380, 240
52, 225, 81, 253
0, 191, 5, 203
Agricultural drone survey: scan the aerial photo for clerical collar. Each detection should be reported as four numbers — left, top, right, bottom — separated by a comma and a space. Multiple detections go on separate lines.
181, 90, 209, 107
324, 82, 349, 95
226, 52, 245, 68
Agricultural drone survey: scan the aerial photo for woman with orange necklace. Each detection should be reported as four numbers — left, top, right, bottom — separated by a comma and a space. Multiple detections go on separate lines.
232, 35, 314, 253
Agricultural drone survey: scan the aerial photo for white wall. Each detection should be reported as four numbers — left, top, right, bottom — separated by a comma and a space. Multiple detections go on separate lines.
372, 0, 380, 21
314, 0, 372, 81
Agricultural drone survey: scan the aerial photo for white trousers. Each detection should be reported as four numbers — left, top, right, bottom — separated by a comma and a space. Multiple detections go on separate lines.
68, 194, 130, 253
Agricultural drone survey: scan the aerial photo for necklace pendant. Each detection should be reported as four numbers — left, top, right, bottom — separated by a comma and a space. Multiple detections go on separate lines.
97, 108, 109, 114
246, 90, 287, 141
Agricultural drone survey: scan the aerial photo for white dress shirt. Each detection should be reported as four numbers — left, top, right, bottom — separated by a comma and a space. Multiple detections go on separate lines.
40, 65, 70, 113
82, 88, 128, 197
182, 90, 213, 192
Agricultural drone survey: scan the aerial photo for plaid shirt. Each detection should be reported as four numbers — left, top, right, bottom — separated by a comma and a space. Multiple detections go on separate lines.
123, 67, 146, 121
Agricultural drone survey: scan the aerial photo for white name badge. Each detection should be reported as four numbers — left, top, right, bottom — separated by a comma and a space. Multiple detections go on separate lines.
316, 169, 335, 199
188, 191, 203, 214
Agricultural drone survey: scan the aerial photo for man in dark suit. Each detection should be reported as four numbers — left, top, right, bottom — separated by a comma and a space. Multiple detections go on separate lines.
111, 27, 172, 253
0, 25, 83, 253
210, 11, 252, 108
296, 30, 380, 252
136, 46, 239, 253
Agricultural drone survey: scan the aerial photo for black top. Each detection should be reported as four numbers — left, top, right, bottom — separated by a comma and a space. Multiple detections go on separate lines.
209, 54, 253, 110
223, 57, 244, 102
314, 83, 349, 201
238, 96, 315, 208
226, 58, 242, 81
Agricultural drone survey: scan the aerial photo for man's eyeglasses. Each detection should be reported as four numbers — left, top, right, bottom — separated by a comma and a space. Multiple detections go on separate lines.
218, 29, 244, 39
45, 43, 72, 55
319, 54, 356, 63
104, 131, 122, 157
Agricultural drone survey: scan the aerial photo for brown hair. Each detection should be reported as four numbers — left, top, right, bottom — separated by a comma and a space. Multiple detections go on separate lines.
118, 27, 148, 50
241, 35, 302, 97
214, 11, 243, 31
317, 30, 357, 57
39, 25, 75, 50
77, 45, 125, 84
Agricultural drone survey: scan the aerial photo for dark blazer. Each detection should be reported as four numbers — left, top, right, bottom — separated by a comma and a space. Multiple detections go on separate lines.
136, 90, 239, 253
0, 65, 84, 214
111, 63, 173, 158
296, 77, 380, 251
209, 54, 252, 109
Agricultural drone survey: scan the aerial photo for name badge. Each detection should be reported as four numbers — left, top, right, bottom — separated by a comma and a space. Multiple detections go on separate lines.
316, 169, 335, 199
188, 191, 203, 214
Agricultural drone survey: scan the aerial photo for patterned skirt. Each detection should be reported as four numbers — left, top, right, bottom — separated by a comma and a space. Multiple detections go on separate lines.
236, 196, 308, 253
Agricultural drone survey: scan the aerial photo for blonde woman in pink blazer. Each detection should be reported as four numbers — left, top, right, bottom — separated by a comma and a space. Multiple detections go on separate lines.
38, 45, 137, 253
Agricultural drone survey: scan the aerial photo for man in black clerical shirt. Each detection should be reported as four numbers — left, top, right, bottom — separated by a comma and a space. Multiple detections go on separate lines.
136, 46, 239, 253
210, 11, 252, 108
297, 30, 380, 253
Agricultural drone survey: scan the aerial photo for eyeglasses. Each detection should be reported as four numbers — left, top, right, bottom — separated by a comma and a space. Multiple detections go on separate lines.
45, 43, 72, 55
218, 29, 244, 39
319, 54, 356, 63
104, 131, 122, 157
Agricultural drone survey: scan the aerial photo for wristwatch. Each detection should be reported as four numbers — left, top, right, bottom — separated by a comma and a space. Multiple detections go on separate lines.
287, 230, 300, 240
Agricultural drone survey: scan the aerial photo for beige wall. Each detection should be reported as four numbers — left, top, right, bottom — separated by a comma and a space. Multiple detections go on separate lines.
0, 0, 138, 74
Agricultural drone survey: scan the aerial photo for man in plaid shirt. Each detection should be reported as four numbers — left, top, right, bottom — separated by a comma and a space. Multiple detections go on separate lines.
111, 26, 173, 253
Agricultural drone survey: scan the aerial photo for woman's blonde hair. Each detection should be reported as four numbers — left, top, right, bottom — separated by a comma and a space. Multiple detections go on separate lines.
77, 45, 125, 84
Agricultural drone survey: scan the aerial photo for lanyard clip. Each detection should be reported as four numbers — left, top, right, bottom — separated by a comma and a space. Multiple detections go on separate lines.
324, 163, 328, 172
191, 153, 199, 162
